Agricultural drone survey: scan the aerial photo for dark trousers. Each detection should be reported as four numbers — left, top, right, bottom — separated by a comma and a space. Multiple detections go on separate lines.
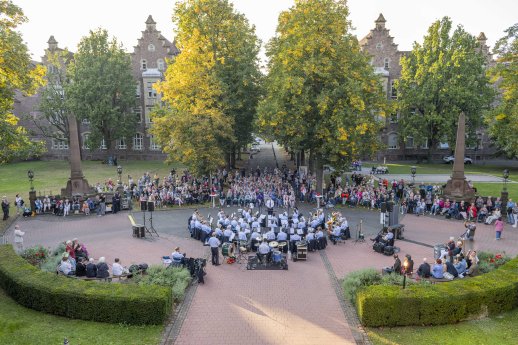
2, 210, 8, 220
211, 247, 219, 265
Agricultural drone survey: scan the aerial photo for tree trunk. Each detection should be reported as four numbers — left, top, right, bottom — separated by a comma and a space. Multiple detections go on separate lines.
230, 147, 236, 169
300, 150, 306, 166
237, 146, 242, 161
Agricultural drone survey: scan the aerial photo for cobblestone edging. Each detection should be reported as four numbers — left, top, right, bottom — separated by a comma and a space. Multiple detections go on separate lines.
161, 247, 210, 345
319, 250, 372, 345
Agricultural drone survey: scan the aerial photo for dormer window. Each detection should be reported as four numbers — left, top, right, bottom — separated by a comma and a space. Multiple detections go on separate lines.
376, 43, 383, 50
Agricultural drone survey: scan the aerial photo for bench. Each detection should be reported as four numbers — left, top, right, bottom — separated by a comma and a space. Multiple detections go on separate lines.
128, 214, 145, 238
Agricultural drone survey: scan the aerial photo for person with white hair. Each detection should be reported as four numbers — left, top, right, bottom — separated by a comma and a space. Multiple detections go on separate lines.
14, 224, 25, 252
417, 258, 431, 278
86, 258, 97, 278
96, 257, 110, 278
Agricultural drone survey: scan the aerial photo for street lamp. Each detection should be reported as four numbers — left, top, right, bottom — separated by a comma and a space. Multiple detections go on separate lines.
402, 260, 409, 289
410, 166, 417, 185
503, 169, 510, 192
117, 165, 123, 187
27, 170, 34, 191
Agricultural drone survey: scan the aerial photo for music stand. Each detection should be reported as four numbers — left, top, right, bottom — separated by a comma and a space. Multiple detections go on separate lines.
146, 201, 159, 237
354, 219, 365, 244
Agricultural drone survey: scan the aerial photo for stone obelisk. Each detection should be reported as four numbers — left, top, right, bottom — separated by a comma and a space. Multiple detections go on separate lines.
443, 112, 475, 201
62, 115, 92, 197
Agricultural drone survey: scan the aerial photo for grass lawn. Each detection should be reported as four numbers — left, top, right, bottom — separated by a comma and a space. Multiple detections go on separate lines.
0, 288, 163, 345
367, 308, 518, 345
364, 162, 518, 180
473, 183, 518, 199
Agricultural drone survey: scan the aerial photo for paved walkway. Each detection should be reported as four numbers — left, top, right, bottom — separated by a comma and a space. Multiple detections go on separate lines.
4, 143, 518, 345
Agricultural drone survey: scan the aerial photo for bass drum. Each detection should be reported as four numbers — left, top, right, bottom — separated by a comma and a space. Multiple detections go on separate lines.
222, 242, 235, 257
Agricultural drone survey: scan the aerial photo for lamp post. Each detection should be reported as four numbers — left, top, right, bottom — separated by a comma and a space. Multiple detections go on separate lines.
410, 166, 416, 186
503, 169, 509, 192
117, 165, 123, 188
501, 169, 510, 207
27, 170, 34, 191
402, 260, 408, 289
27, 170, 36, 214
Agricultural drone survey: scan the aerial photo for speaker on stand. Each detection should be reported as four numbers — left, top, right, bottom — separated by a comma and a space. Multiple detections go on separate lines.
146, 201, 159, 237
354, 219, 365, 244
140, 200, 147, 229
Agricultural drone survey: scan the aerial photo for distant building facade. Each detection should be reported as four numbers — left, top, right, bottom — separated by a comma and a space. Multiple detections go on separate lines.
360, 14, 496, 162
14, 14, 496, 162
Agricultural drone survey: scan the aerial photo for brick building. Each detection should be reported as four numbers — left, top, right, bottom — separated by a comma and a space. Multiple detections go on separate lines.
14, 14, 496, 162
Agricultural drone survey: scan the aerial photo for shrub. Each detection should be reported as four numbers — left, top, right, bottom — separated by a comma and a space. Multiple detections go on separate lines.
20, 246, 50, 266
342, 268, 381, 304
133, 265, 191, 301
39, 242, 67, 273
477, 251, 511, 273
0, 245, 172, 325
356, 256, 518, 327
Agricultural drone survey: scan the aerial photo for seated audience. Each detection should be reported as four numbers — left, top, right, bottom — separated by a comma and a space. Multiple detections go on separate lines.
416, 258, 431, 278
382, 254, 401, 275
96, 257, 110, 278
86, 258, 97, 278
432, 259, 444, 279
75, 257, 87, 277
59, 254, 74, 276
112, 258, 129, 276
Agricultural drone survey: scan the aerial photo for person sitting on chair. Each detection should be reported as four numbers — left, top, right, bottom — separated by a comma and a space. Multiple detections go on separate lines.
371, 227, 393, 245
330, 226, 342, 245
257, 240, 271, 263
416, 258, 431, 278
265, 228, 276, 241
172, 247, 187, 266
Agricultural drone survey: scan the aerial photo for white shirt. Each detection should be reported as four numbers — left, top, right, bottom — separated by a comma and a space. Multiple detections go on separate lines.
14, 229, 25, 243
258, 242, 270, 254
112, 262, 124, 276
60, 261, 72, 275
208, 237, 221, 248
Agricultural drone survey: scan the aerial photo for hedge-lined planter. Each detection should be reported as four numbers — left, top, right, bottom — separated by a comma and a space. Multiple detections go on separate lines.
0, 245, 172, 325
356, 258, 518, 327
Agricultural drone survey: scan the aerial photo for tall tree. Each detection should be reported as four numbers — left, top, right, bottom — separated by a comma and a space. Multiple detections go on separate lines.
485, 23, 518, 158
66, 28, 136, 157
151, 0, 261, 174
258, 0, 387, 191
0, 0, 46, 163
397, 17, 494, 160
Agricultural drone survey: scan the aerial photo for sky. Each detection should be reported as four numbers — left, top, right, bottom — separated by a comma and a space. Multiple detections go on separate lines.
14, 0, 518, 64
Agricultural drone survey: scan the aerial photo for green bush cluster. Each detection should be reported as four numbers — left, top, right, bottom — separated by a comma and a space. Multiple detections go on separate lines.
0, 245, 172, 325
477, 251, 511, 273
20, 245, 50, 266
356, 257, 518, 327
133, 265, 191, 301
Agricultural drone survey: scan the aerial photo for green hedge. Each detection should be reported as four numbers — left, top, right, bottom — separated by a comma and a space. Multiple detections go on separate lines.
0, 245, 172, 325
356, 257, 518, 327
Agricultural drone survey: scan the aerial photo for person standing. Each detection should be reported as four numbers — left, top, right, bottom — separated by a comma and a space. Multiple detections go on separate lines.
15, 194, 24, 215
208, 233, 221, 266
495, 217, 504, 240
14, 225, 24, 252
2, 196, 9, 220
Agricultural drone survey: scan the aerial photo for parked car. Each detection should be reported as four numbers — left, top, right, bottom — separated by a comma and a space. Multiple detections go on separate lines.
443, 155, 472, 164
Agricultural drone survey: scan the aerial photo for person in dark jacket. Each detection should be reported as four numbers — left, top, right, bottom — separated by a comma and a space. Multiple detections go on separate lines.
417, 258, 431, 278
75, 258, 87, 277
383, 254, 401, 275
96, 257, 110, 278
86, 258, 97, 278
445, 260, 459, 278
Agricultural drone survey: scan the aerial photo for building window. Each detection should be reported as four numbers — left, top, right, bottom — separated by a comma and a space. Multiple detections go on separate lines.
148, 44, 155, 52
136, 83, 141, 98
133, 133, 143, 151
389, 112, 399, 123
81, 118, 90, 125
376, 43, 383, 50
384, 58, 390, 69
99, 138, 107, 150
420, 138, 429, 149
81, 132, 90, 149
141, 59, 147, 70
388, 133, 398, 149
134, 107, 142, 123
439, 142, 449, 150
51, 135, 69, 150
116, 138, 127, 150
390, 80, 397, 99
150, 135, 161, 151
406, 136, 414, 149
157, 59, 165, 71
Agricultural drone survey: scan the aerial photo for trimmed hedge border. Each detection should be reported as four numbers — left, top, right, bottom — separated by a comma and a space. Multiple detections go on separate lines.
356, 257, 518, 327
0, 245, 172, 325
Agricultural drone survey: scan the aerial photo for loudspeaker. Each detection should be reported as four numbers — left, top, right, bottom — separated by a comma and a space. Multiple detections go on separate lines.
380, 202, 387, 213
147, 201, 155, 212
140, 201, 147, 211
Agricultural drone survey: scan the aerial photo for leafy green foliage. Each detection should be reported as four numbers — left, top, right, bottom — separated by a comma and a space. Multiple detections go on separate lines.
66, 28, 137, 155
20, 245, 50, 267
133, 265, 191, 301
258, 0, 387, 175
0, 0, 47, 163
477, 251, 511, 273
356, 256, 518, 327
152, 0, 261, 174
485, 23, 518, 158
342, 268, 381, 304
397, 17, 494, 158
0, 245, 172, 325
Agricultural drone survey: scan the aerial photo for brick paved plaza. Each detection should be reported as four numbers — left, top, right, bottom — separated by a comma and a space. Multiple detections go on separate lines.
4, 144, 517, 345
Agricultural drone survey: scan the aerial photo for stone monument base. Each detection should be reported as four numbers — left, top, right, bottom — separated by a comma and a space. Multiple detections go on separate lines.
442, 178, 476, 202
61, 178, 93, 198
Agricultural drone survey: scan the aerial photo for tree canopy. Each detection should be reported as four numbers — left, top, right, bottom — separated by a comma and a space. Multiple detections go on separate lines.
396, 17, 494, 158
0, 0, 46, 163
257, 0, 387, 181
66, 28, 136, 155
152, 0, 261, 175
485, 23, 518, 158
